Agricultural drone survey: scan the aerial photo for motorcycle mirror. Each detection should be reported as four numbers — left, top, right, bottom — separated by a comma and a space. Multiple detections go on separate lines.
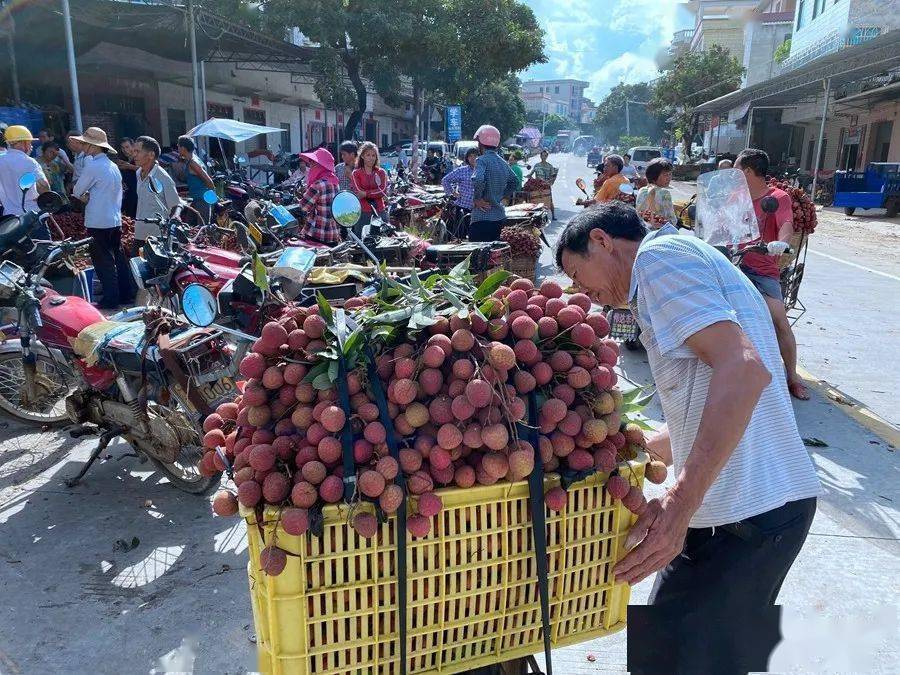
574, 177, 587, 194
687, 204, 697, 221
148, 176, 163, 195
174, 227, 190, 244
36, 191, 64, 214
202, 189, 218, 205
332, 191, 363, 229
760, 195, 779, 214
18, 173, 37, 191
236, 154, 249, 166
618, 182, 634, 195
180, 283, 217, 327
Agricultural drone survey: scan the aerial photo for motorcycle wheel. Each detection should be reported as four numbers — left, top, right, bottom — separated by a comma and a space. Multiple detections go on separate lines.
0, 351, 73, 424
150, 397, 221, 495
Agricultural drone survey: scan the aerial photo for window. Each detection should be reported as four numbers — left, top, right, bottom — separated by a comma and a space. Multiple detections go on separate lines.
166, 108, 186, 147
279, 123, 292, 152
539, 86, 543, 93
813, 0, 825, 18
796, 0, 806, 29
554, 86, 559, 94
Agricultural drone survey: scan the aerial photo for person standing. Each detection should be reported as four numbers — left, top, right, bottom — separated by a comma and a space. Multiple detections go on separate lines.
507, 151, 524, 191
297, 148, 341, 245
635, 157, 677, 227
351, 141, 389, 235
37, 141, 71, 209
71, 127, 135, 309
620, 153, 637, 179
0, 126, 50, 218
114, 137, 139, 219
177, 136, 215, 224
335, 140, 358, 191
66, 131, 89, 184
735, 148, 809, 400
470, 124, 517, 242
441, 147, 478, 237
555, 203, 820, 673
579, 154, 628, 205
133, 135, 182, 256
528, 149, 556, 182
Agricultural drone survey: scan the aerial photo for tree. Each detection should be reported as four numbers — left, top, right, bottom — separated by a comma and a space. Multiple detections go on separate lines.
650, 45, 744, 156
242, 0, 545, 141
774, 39, 791, 64
460, 75, 526, 141
594, 82, 665, 145
523, 110, 575, 136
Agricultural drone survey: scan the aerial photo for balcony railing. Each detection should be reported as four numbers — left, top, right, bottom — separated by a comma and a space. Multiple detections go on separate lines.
672, 28, 695, 44
781, 26, 884, 71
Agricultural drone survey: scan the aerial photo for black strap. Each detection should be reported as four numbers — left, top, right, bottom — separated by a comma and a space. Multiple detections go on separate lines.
335, 355, 357, 501
364, 345, 408, 675
521, 391, 553, 675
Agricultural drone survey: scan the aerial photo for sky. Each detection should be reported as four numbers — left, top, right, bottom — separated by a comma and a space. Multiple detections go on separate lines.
522, 0, 694, 103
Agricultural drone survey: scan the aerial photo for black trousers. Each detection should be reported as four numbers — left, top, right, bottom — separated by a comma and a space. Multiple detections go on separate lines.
88, 227, 136, 309
468, 218, 505, 242
631, 497, 816, 675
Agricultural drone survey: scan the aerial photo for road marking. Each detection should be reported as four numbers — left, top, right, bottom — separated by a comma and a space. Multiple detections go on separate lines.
808, 249, 900, 282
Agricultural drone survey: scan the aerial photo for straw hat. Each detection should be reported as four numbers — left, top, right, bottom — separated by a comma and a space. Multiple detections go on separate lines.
70, 127, 117, 154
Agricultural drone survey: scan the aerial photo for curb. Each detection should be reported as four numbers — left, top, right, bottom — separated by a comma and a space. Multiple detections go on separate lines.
796, 366, 899, 447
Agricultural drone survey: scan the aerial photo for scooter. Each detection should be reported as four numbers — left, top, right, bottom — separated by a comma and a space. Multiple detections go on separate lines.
0, 186, 235, 494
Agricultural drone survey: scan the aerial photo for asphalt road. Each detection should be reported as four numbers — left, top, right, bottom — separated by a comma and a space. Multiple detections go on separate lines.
0, 153, 896, 673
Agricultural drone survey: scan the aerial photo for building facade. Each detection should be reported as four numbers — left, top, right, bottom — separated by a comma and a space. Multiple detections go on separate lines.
520, 79, 590, 122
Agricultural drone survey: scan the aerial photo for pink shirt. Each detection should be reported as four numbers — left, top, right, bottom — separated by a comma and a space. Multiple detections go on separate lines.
742, 187, 792, 279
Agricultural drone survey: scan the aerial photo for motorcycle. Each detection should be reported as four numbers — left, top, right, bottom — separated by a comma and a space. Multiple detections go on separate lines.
0, 190, 234, 494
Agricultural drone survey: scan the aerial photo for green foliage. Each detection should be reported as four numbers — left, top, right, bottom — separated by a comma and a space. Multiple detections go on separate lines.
460, 75, 528, 141
239, 0, 545, 139
774, 39, 791, 64
650, 45, 744, 155
594, 82, 665, 145
619, 135, 651, 150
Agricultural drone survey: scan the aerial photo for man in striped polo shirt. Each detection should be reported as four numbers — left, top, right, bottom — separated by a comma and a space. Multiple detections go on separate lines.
556, 202, 821, 671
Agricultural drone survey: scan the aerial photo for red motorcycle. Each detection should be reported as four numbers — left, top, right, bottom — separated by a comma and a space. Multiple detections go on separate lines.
0, 202, 234, 494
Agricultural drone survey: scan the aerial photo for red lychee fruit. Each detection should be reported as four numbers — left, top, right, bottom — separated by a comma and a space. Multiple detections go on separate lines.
352, 512, 378, 538
451, 329, 475, 352
260, 546, 287, 576
540, 279, 563, 299
282, 507, 309, 536
606, 475, 630, 500
237, 480, 262, 507
544, 486, 567, 512
319, 475, 343, 503
557, 306, 582, 330
291, 480, 318, 508
375, 456, 399, 481
212, 491, 239, 516
645, 461, 668, 484
418, 492, 443, 518
406, 514, 431, 538
379, 484, 404, 514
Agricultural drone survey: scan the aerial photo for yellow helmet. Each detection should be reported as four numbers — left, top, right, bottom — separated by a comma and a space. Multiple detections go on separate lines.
4, 125, 36, 144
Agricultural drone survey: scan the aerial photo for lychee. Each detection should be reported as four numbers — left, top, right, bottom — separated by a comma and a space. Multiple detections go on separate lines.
352, 512, 378, 538
239, 352, 266, 380
281, 508, 309, 536
437, 423, 463, 450
541, 398, 567, 424
451, 329, 475, 352
622, 485, 646, 515
212, 491, 239, 516
291, 480, 318, 508
237, 480, 262, 507
375, 456, 399, 481
593, 448, 617, 473
532, 361, 553, 386
507, 447, 535, 480
452, 358, 475, 380
465, 379, 492, 408
319, 475, 343, 503
428, 333, 453, 356
429, 395, 454, 425
645, 461, 667, 484
487, 318, 509, 340
514, 370, 537, 394
548, 351, 574, 372
567, 366, 592, 389
393, 378, 418, 405
407, 470, 434, 495
544, 486, 567, 512
511, 315, 537, 340
606, 475, 630, 500
379, 484, 404, 514
454, 464, 476, 488
486, 342, 516, 371
249, 444, 276, 472
320, 405, 346, 433
404, 402, 430, 428
567, 449, 593, 472
585, 312, 610, 338
302, 314, 326, 339
260, 546, 287, 576
422, 344, 446, 368
419, 368, 443, 396
301, 460, 327, 485
364, 422, 387, 445
557, 306, 582, 330
540, 279, 563, 299
418, 492, 443, 518
359, 470, 386, 498
451, 395, 476, 421
406, 514, 431, 538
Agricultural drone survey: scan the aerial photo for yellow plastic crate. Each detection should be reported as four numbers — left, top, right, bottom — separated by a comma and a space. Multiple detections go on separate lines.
243, 458, 646, 674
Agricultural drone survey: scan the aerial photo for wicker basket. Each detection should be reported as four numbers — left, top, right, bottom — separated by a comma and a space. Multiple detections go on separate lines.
508, 255, 537, 281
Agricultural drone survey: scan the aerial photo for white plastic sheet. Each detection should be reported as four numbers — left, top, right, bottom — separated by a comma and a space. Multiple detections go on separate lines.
694, 168, 759, 246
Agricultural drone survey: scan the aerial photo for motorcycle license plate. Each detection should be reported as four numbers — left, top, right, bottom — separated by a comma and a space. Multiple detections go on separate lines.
248, 223, 263, 245
196, 377, 235, 407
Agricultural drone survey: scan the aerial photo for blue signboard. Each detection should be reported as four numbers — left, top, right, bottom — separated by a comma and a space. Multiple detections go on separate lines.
446, 105, 462, 143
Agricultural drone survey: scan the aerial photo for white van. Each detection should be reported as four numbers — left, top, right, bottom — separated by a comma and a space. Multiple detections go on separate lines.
627, 146, 663, 174
453, 140, 479, 164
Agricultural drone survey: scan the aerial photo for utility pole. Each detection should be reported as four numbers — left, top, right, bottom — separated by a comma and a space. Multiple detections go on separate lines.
625, 100, 650, 137
187, 0, 202, 126
61, 0, 83, 130
4, 17, 21, 106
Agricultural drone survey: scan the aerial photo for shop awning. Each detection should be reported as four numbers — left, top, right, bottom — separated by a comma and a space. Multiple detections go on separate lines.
694, 29, 900, 118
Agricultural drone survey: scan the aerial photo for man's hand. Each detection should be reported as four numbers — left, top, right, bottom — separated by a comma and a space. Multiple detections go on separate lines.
614, 490, 694, 585
473, 198, 491, 211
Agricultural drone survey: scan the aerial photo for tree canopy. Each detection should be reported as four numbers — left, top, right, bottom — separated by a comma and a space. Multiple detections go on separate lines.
594, 82, 665, 145
460, 75, 527, 141
650, 45, 744, 154
236, 0, 545, 139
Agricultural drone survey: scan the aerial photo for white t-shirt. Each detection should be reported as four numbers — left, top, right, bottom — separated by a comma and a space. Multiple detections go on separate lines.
135, 163, 182, 241
630, 226, 821, 528
0, 148, 47, 216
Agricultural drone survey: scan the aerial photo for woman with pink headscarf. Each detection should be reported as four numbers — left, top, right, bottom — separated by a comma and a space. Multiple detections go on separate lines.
297, 148, 341, 244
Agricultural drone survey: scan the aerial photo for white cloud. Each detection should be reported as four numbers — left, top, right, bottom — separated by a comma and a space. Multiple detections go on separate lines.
609, 0, 678, 43
585, 52, 661, 100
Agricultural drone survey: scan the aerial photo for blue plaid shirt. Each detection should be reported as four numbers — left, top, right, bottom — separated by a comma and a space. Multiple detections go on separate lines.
471, 150, 517, 222
441, 164, 475, 210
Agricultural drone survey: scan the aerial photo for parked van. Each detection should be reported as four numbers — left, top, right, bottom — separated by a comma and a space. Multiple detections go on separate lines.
627, 146, 663, 174
453, 140, 479, 164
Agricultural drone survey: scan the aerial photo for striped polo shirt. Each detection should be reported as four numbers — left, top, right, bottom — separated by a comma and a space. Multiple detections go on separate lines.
630, 225, 821, 528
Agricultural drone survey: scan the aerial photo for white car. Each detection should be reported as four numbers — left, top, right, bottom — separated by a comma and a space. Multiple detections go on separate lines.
627, 146, 663, 175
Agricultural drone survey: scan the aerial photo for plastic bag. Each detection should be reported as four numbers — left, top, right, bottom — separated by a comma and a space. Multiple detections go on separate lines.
694, 168, 759, 246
